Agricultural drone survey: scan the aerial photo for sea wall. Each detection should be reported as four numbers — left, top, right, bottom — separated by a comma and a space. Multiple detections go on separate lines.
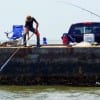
0, 46, 100, 86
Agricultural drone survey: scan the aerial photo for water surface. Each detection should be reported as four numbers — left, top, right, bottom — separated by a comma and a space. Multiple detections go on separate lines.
0, 86, 100, 100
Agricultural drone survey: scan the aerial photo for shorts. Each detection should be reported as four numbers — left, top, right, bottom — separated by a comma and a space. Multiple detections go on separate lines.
25, 26, 35, 33
29, 27, 35, 33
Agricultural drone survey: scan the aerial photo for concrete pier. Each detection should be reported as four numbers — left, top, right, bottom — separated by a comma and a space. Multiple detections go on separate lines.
0, 45, 100, 86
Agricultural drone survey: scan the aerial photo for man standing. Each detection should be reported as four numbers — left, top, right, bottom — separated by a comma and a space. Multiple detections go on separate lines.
24, 15, 40, 47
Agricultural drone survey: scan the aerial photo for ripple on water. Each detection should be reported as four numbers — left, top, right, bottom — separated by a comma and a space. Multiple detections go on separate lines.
0, 87, 100, 100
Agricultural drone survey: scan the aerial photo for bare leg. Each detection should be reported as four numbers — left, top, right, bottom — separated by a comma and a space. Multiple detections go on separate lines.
35, 29, 40, 47
23, 28, 29, 46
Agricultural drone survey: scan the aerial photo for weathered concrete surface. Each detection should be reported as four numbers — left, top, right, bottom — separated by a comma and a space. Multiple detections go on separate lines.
0, 46, 100, 86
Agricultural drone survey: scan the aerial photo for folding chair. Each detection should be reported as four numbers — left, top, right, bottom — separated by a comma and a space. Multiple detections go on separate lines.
5, 25, 24, 46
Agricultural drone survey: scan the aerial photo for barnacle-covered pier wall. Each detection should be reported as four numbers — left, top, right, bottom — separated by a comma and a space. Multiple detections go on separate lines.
0, 46, 100, 86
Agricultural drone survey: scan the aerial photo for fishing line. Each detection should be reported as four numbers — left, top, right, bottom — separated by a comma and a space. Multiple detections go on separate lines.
57, 1, 100, 18
0, 33, 34, 72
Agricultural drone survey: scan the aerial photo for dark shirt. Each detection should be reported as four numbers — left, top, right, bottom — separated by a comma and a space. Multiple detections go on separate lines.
25, 17, 36, 28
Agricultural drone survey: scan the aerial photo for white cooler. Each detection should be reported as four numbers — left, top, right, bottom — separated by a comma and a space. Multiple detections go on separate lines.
84, 33, 95, 44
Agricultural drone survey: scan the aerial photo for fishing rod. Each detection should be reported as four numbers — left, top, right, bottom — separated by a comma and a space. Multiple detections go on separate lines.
0, 33, 34, 72
57, 1, 100, 18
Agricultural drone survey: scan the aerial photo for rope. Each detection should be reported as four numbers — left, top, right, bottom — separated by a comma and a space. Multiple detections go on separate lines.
0, 33, 34, 72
